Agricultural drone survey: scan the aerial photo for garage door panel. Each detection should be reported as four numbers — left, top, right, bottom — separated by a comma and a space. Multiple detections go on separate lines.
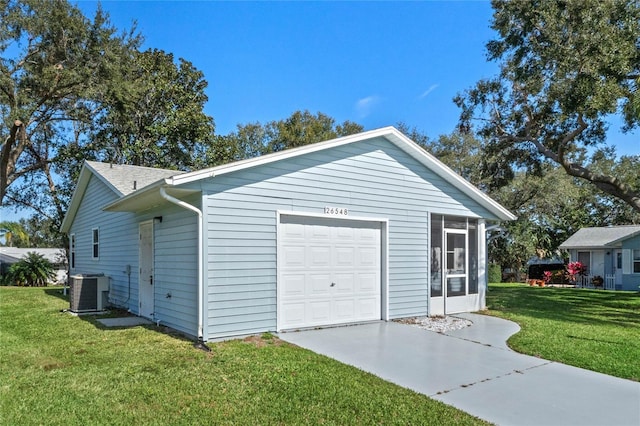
359, 247, 379, 267
336, 247, 355, 267
309, 300, 332, 321
309, 274, 331, 295
282, 245, 305, 267
281, 274, 305, 296
281, 302, 305, 327
358, 227, 379, 241
358, 297, 379, 318
336, 226, 355, 241
357, 272, 378, 292
282, 223, 305, 239
334, 273, 355, 293
309, 225, 331, 240
334, 299, 355, 319
279, 217, 381, 329
309, 246, 331, 267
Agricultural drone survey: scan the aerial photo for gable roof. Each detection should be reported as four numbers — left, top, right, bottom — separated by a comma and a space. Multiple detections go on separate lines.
60, 161, 183, 232
559, 225, 640, 249
102, 127, 516, 221
85, 161, 182, 196
61, 127, 516, 233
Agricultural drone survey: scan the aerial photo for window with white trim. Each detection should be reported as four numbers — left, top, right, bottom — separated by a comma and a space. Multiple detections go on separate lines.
70, 234, 76, 269
634, 249, 640, 274
92, 228, 99, 259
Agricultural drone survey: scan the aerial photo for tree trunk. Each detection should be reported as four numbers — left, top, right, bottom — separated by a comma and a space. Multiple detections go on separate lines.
1, 120, 26, 205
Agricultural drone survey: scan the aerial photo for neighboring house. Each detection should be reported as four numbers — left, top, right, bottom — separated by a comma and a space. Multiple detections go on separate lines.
0, 247, 68, 284
61, 127, 515, 342
559, 225, 640, 291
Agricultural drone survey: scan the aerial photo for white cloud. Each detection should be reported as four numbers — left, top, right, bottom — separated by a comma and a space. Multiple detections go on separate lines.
355, 95, 381, 118
419, 84, 439, 99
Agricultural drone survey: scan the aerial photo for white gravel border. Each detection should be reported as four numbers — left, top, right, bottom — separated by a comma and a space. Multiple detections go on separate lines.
395, 315, 473, 333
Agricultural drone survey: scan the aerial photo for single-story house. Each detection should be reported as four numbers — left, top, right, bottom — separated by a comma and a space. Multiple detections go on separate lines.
60, 127, 515, 342
0, 247, 68, 284
559, 225, 640, 291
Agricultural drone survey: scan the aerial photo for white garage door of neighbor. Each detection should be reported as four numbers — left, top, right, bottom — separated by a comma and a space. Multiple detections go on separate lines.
279, 215, 381, 330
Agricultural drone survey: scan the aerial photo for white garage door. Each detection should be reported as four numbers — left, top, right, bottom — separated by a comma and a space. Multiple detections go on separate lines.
278, 215, 381, 330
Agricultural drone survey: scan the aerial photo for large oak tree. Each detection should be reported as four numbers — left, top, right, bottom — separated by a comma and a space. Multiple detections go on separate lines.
1, 0, 140, 218
1, 0, 214, 226
456, 0, 640, 212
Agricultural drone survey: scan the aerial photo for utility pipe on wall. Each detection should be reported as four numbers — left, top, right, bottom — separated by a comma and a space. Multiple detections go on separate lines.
159, 187, 205, 342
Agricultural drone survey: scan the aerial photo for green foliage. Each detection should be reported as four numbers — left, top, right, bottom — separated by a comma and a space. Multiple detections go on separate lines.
18, 216, 65, 248
486, 284, 640, 381
3, 252, 55, 286
456, 0, 640, 211
397, 124, 640, 271
205, 110, 363, 166
0, 221, 29, 247
91, 48, 215, 170
0, 288, 488, 425
1, 0, 141, 216
488, 263, 502, 283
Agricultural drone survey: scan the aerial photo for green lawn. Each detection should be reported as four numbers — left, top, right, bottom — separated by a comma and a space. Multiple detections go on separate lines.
485, 283, 640, 381
0, 287, 488, 425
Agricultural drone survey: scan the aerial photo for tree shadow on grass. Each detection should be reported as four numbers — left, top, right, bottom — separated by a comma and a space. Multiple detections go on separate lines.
487, 286, 640, 328
44, 286, 69, 302
42, 287, 196, 345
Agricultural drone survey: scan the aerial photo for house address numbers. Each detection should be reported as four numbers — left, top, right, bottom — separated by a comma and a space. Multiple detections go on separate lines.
324, 206, 348, 216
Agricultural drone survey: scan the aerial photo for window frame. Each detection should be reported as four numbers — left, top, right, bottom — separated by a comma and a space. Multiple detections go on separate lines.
92, 228, 100, 260
70, 234, 76, 269
633, 249, 640, 274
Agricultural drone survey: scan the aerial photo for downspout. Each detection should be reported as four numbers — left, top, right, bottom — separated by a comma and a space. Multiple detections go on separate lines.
159, 187, 208, 350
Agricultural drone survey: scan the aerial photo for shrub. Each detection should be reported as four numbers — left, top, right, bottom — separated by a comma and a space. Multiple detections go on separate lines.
488, 263, 502, 283
4, 252, 55, 287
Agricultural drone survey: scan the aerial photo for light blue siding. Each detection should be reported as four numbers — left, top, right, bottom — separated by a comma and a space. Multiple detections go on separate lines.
150, 200, 199, 336
622, 234, 640, 291
69, 175, 140, 312
69, 175, 199, 337
202, 137, 496, 339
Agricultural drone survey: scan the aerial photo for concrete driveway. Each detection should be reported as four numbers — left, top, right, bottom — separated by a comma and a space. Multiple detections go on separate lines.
278, 314, 640, 426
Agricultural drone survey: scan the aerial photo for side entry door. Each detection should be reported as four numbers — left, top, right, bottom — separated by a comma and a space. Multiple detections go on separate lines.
139, 221, 154, 319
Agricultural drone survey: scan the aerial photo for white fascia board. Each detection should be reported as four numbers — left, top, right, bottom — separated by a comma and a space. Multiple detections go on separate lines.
165, 127, 398, 187
103, 126, 515, 221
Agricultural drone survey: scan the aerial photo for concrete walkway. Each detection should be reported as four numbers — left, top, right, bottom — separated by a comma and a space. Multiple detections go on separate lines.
278, 315, 640, 426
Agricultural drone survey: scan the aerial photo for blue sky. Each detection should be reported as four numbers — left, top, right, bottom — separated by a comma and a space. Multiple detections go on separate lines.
75, 0, 637, 154
78, 1, 499, 139
1, 1, 637, 224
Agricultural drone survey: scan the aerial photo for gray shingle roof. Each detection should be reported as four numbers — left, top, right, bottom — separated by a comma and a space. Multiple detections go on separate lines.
86, 161, 183, 196
559, 225, 640, 249
0, 247, 67, 264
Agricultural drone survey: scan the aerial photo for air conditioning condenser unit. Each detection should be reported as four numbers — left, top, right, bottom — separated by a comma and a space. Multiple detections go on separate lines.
69, 274, 109, 313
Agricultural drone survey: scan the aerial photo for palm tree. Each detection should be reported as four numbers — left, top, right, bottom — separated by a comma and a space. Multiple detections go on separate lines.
0, 221, 29, 247
4, 252, 55, 286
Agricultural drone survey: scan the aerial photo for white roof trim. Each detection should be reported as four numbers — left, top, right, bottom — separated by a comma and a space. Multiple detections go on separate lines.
101, 126, 516, 221
163, 126, 515, 221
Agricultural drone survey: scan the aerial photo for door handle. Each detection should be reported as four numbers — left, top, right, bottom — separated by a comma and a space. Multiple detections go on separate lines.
150, 275, 153, 285
330, 282, 336, 287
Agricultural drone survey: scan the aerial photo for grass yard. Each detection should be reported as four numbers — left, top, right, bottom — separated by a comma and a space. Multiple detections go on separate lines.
485, 283, 640, 381
0, 287, 488, 425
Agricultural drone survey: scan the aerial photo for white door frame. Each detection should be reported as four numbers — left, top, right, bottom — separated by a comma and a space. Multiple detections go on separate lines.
444, 228, 470, 314
138, 220, 155, 319
276, 211, 388, 332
